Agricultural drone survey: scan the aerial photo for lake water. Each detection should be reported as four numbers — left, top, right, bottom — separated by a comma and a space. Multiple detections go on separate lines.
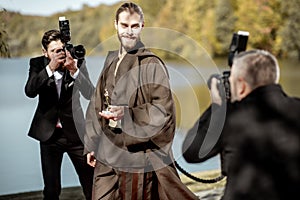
1, 56, 299, 195
0, 56, 223, 195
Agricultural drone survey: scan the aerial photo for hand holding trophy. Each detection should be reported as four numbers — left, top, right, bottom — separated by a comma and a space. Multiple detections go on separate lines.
99, 89, 118, 128
101, 89, 114, 115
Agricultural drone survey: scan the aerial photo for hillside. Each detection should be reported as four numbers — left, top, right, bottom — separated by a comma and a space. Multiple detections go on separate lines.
1, 0, 300, 60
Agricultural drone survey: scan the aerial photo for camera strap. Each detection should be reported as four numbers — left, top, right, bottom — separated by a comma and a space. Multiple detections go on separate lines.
174, 160, 225, 184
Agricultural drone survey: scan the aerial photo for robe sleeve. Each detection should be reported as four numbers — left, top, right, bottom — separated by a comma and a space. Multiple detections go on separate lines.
122, 57, 176, 155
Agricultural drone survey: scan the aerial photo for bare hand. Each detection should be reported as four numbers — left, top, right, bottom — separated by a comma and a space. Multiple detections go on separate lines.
48, 48, 66, 71
64, 51, 78, 75
99, 105, 124, 121
210, 77, 222, 105
87, 151, 96, 167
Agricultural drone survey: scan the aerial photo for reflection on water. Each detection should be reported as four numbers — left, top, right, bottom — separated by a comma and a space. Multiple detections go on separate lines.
0, 57, 299, 195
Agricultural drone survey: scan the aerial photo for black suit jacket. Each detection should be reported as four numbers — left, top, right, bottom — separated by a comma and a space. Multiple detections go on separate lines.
25, 56, 94, 143
182, 84, 300, 200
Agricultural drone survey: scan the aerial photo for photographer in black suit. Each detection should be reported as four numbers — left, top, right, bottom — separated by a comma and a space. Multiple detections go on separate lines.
182, 50, 300, 199
25, 29, 94, 200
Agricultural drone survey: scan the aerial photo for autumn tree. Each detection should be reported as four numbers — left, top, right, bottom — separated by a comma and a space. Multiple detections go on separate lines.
280, 0, 300, 60
0, 10, 10, 57
135, 0, 167, 25
235, 0, 281, 52
214, 0, 236, 56
0, 29, 10, 57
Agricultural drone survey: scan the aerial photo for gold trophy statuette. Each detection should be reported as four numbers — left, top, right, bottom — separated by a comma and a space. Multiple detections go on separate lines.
102, 89, 117, 127
103, 89, 111, 113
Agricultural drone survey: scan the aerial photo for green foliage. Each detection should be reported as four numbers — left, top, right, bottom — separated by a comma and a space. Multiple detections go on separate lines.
1, 0, 299, 61
235, 0, 281, 51
214, 0, 236, 56
0, 10, 10, 57
0, 29, 10, 57
280, 0, 300, 59
134, 0, 167, 24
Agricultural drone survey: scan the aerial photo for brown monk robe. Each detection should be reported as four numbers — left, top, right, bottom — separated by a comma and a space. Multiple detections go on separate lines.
85, 42, 198, 200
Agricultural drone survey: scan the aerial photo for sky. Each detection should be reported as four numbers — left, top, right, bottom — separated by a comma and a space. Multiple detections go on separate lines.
0, 0, 122, 16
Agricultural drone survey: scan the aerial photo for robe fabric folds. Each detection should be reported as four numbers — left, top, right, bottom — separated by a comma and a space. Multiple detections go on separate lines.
85, 42, 198, 200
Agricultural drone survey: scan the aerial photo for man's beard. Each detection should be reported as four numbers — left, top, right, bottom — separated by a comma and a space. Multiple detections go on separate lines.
118, 33, 140, 51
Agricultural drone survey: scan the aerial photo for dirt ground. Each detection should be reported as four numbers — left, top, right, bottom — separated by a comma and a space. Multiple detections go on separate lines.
0, 170, 225, 200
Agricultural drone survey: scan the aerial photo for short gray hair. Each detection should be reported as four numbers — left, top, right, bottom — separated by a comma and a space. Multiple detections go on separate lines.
232, 49, 280, 88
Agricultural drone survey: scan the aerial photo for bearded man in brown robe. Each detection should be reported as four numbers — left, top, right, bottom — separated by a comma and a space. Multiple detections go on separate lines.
84, 2, 198, 200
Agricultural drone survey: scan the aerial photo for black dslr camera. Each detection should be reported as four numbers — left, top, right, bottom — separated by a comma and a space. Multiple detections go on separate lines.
208, 31, 249, 101
58, 16, 85, 61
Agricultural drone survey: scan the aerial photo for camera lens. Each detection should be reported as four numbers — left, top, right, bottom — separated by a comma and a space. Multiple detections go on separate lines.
73, 45, 86, 60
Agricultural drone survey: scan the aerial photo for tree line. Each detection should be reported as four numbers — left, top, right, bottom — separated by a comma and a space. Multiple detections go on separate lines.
1, 0, 299, 60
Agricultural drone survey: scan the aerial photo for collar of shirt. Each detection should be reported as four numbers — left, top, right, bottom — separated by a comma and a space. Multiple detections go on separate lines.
53, 70, 64, 80
114, 49, 127, 76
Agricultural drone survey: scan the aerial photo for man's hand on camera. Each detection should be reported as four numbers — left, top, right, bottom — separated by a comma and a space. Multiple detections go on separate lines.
64, 50, 78, 76
48, 48, 66, 72
210, 77, 222, 106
